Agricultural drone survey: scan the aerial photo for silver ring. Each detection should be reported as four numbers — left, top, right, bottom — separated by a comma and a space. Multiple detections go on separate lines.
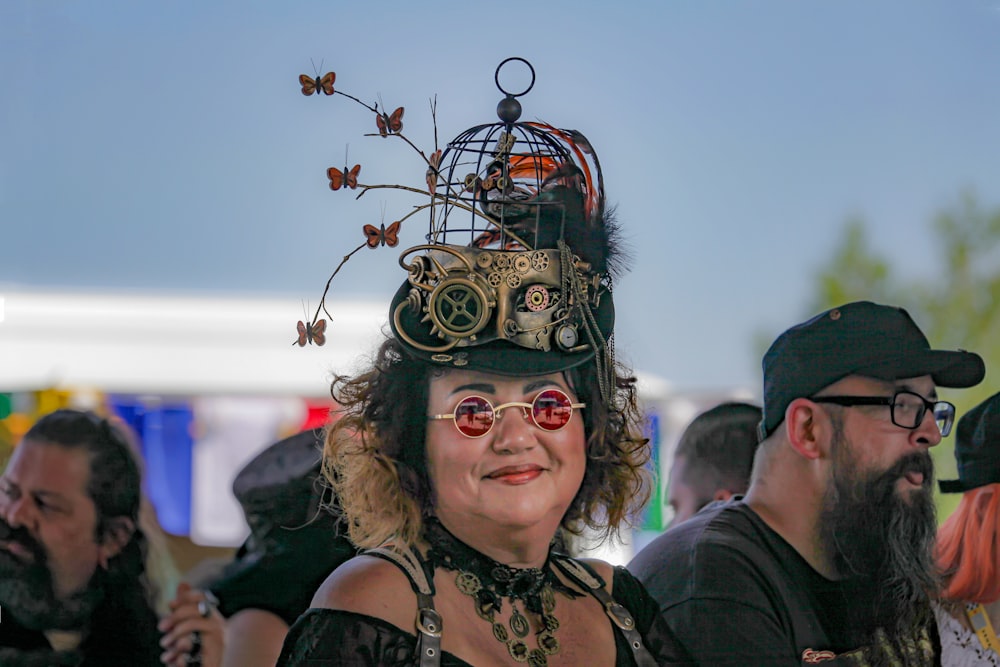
197, 590, 218, 618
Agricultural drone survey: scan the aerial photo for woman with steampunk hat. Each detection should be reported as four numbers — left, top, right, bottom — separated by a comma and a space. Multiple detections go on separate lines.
276, 59, 691, 666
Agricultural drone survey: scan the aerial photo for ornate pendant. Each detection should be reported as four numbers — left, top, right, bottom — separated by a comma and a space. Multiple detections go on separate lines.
508, 638, 530, 663
509, 607, 530, 638
425, 520, 565, 666
538, 630, 560, 655
527, 648, 549, 667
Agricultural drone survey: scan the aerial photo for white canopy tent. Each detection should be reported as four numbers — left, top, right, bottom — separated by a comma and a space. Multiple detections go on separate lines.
0, 288, 388, 397
0, 288, 393, 546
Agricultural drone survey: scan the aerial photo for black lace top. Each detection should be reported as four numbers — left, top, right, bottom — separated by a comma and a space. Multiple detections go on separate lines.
277, 565, 691, 666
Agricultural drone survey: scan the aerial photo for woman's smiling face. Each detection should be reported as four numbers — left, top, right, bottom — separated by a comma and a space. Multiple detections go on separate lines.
425, 369, 587, 535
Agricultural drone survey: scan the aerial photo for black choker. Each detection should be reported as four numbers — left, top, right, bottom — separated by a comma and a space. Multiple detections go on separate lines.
425, 518, 580, 666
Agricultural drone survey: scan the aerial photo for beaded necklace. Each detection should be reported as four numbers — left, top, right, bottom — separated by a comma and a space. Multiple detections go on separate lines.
425, 518, 580, 666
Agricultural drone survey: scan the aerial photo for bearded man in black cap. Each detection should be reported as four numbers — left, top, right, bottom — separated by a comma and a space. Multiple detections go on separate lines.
630, 301, 986, 666
0, 410, 162, 666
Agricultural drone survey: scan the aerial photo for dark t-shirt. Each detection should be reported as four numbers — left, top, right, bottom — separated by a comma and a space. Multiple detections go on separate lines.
627, 499, 938, 666
277, 566, 692, 666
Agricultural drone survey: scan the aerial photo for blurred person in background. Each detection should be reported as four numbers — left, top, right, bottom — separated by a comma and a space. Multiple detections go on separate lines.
0, 409, 165, 666
665, 401, 761, 528
934, 390, 1000, 665
158, 427, 356, 667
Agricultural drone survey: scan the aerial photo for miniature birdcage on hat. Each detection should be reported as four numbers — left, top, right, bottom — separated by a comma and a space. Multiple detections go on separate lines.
298, 57, 618, 391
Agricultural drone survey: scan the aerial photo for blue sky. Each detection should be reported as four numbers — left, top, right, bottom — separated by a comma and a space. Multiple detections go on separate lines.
2, 1, 998, 393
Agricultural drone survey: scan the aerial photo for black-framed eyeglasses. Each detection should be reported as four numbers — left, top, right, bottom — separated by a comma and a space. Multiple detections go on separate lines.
811, 391, 956, 437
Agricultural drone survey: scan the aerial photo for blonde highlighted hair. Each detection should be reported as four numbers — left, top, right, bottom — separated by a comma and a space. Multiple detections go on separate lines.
936, 483, 1000, 604
324, 337, 652, 550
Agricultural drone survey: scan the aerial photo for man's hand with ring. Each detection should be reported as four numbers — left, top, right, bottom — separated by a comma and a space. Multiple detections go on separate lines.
159, 582, 225, 667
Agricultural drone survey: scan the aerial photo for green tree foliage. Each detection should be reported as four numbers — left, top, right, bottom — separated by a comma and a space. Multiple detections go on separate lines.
812, 215, 894, 309
810, 192, 1000, 517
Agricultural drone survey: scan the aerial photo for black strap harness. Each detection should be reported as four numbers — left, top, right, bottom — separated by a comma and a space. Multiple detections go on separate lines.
365, 541, 657, 667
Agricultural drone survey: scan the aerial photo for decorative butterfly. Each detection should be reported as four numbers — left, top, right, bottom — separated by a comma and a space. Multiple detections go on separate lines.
425, 149, 442, 193
299, 72, 336, 96
375, 106, 404, 137
363, 220, 401, 248
295, 319, 327, 346
327, 164, 361, 190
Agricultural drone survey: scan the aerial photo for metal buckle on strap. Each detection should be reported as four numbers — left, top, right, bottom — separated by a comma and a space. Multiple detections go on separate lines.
416, 606, 443, 667
604, 601, 636, 631
417, 608, 443, 638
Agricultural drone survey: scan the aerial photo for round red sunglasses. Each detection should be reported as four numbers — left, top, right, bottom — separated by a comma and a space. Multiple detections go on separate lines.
428, 389, 585, 438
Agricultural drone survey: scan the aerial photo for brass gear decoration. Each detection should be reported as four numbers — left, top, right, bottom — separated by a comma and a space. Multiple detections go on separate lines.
428, 278, 492, 338
530, 251, 549, 271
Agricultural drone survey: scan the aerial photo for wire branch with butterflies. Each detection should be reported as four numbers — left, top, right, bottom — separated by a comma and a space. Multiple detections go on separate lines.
294, 67, 499, 346
293, 60, 597, 350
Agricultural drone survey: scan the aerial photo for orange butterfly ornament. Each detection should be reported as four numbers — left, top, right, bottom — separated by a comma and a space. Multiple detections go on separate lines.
327, 164, 360, 191
425, 149, 442, 193
375, 106, 404, 137
363, 221, 401, 248
299, 72, 335, 96
294, 319, 327, 346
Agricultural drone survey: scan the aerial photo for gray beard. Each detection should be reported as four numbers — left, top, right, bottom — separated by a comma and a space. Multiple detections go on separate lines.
0, 546, 105, 632
818, 424, 939, 661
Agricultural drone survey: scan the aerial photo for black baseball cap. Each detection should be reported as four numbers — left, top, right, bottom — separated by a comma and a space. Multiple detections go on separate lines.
939, 390, 1000, 493
759, 301, 985, 440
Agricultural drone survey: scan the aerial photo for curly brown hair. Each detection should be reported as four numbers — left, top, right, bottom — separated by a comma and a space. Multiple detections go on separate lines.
324, 337, 651, 550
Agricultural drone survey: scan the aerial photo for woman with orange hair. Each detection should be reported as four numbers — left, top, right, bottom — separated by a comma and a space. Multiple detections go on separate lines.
935, 390, 1000, 665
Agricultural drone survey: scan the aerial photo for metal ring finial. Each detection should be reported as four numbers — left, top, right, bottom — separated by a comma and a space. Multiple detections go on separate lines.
494, 57, 535, 98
